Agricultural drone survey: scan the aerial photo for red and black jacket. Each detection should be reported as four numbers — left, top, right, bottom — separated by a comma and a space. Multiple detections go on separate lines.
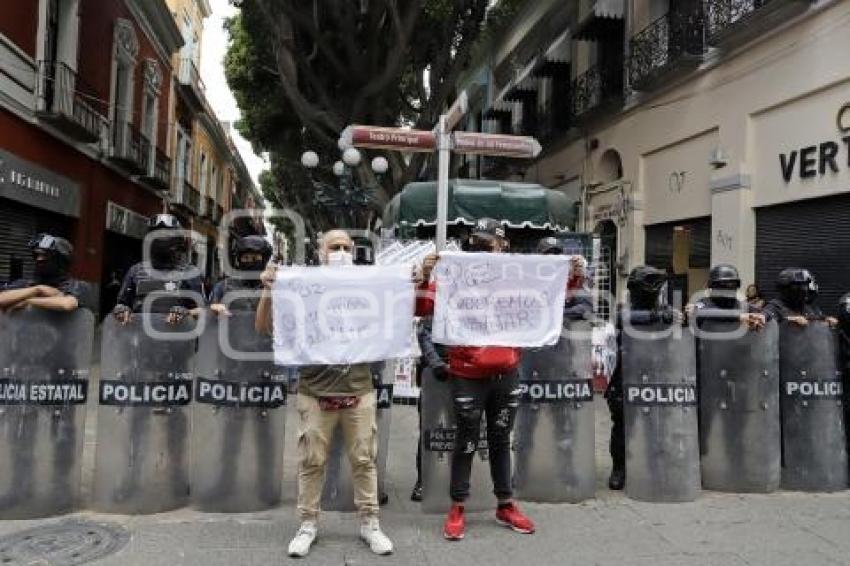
415, 282, 520, 379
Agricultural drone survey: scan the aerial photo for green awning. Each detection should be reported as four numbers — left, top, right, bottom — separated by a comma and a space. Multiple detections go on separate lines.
382, 179, 577, 231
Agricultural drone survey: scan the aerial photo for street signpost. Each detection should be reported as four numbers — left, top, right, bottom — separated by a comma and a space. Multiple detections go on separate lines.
342, 89, 542, 250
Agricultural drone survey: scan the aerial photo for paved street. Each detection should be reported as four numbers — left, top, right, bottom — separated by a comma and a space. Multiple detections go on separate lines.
0, 390, 848, 566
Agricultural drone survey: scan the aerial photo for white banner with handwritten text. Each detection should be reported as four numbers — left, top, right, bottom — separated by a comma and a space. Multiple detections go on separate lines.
272, 265, 415, 365
432, 252, 570, 347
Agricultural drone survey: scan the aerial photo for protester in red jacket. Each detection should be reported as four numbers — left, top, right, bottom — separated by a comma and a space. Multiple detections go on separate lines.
416, 219, 535, 541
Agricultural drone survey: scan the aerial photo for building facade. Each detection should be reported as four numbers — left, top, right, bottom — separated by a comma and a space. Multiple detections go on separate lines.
460, 0, 850, 313
0, 0, 182, 314
0, 0, 262, 313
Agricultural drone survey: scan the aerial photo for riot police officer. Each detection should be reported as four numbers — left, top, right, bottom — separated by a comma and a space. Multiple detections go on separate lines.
605, 265, 682, 490
763, 268, 837, 327
0, 234, 90, 312
102, 214, 202, 507
113, 214, 204, 322
688, 264, 765, 330
198, 234, 280, 507
0, 234, 92, 514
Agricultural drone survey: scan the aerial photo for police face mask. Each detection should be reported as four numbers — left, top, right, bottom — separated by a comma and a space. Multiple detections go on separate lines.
33, 252, 63, 283
150, 238, 177, 266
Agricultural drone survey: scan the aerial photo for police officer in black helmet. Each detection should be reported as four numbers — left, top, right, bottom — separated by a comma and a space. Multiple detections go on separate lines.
763, 268, 838, 327
605, 265, 683, 490
0, 234, 91, 312
688, 264, 766, 330
113, 214, 204, 322
209, 234, 273, 316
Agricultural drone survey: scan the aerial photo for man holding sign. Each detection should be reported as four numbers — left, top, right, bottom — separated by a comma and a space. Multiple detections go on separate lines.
257, 230, 398, 558
417, 219, 569, 541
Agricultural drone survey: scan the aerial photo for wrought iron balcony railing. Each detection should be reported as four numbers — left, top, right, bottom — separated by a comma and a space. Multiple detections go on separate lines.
704, 0, 810, 46
110, 121, 150, 173
571, 63, 624, 119
629, 9, 706, 91
141, 147, 171, 190
36, 60, 108, 143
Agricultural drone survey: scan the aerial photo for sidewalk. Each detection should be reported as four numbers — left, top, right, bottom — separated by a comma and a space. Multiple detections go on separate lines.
0, 400, 848, 565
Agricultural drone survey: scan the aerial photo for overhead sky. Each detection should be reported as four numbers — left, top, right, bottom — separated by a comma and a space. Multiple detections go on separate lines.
200, 0, 268, 185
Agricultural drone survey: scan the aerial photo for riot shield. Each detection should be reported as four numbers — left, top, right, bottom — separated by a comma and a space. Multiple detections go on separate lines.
698, 320, 780, 492
622, 325, 700, 502
779, 322, 848, 491
420, 369, 492, 513
92, 313, 196, 514
0, 309, 93, 519
191, 312, 287, 512
321, 362, 393, 511
514, 321, 595, 503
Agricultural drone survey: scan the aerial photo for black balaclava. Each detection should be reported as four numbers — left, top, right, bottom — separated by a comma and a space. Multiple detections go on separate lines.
627, 265, 667, 310
30, 234, 72, 285
777, 268, 812, 312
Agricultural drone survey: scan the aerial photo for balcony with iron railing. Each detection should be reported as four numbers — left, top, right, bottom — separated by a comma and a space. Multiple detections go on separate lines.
704, 0, 811, 48
35, 61, 108, 143
177, 58, 205, 111
109, 121, 150, 174
172, 176, 202, 215
140, 147, 171, 191
571, 63, 624, 121
628, 9, 706, 92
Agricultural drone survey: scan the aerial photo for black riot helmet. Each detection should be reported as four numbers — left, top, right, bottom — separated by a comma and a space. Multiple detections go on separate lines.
627, 265, 668, 310
146, 214, 185, 268
233, 235, 272, 272
708, 264, 741, 309
776, 268, 814, 309
29, 233, 73, 282
536, 237, 564, 255
708, 264, 741, 290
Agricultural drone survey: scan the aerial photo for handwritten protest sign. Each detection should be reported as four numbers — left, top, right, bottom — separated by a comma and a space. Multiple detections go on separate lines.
432, 252, 570, 347
272, 264, 415, 366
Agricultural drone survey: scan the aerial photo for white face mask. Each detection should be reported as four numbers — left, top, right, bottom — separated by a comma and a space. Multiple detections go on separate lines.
326, 250, 354, 266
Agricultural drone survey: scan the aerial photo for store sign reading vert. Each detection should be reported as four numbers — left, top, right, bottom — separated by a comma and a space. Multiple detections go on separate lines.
779, 106, 850, 183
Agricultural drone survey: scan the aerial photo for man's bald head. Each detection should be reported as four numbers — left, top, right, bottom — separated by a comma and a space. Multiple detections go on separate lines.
319, 229, 353, 264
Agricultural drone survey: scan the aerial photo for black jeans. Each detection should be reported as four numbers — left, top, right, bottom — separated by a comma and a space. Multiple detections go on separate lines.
450, 371, 521, 503
605, 373, 625, 472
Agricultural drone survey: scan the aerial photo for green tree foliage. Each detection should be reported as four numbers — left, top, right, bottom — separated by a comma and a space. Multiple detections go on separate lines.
224, 0, 524, 228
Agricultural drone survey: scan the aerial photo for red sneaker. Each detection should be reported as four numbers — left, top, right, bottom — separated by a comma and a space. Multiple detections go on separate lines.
443, 503, 465, 541
496, 503, 535, 534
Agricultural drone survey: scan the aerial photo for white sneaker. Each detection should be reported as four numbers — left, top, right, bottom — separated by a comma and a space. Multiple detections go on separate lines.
360, 517, 394, 555
288, 521, 317, 558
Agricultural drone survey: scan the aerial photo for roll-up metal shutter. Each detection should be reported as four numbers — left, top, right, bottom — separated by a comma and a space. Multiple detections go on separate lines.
756, 193, 850, 317
0, 200, 38, 283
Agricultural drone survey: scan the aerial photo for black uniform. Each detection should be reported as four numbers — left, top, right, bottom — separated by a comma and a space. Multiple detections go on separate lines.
0, 234, 91, 511
116, 262, 204, 313
605, 266, 677, 489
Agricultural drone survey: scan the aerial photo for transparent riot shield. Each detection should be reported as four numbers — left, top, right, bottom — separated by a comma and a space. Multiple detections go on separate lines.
698, 319, 780, 493
622, 325, 700, 502
321, 362, 393, 511
92, 313, 196, 514
0, 309, 93, 518
514, 321, 595, 503
779, 322, 848, 491
191, 312, 286, 512
420, 369, 492, 514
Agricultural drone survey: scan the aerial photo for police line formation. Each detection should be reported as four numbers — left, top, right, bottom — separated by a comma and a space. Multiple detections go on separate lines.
0, 218, 849, 551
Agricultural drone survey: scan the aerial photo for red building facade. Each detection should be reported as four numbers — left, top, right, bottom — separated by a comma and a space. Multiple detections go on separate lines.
0, 0, 182, 313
